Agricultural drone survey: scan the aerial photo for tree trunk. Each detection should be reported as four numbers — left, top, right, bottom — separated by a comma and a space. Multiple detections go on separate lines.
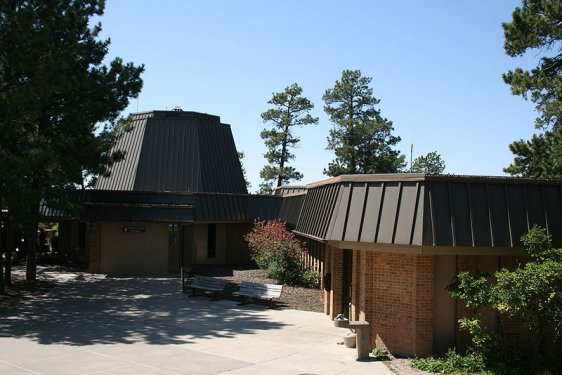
4, 219, 13, 286
0, 219, 4, 294
277, 124, 289, 188
25, 223, 37, 281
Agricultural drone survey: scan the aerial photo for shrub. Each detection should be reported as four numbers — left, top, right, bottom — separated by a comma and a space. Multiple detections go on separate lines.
267, 252, 303, 286
371, 347, 390, 361
301, 269, 320, 288
411, 349, 486, 374
245, 220, 312, 287
448, 225, 562, 372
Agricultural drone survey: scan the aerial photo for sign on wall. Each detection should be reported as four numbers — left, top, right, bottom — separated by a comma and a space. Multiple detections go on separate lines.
123, 227, 145, 233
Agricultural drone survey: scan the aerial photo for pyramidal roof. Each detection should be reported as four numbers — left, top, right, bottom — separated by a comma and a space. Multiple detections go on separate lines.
95, 110, 247, 194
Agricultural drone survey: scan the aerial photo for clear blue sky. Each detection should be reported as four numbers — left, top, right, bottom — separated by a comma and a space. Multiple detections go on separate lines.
99, 1, 538, 191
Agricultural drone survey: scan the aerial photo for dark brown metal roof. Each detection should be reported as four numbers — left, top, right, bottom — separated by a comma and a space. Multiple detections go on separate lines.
194, 193, 282, 222
274, 186, 307, 196
295, 183, 341, 240
40, 189, 281, 223
278, 193, 307, 227
95, 111, 247, 194
289, 174, 562, 248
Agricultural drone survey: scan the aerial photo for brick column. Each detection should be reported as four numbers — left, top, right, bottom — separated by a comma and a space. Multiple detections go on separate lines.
414, 255, 434, 357
323, 246, 332, 315
351, 250, 360, 321
372, 253, 434, 357
360, 251, 376, 349
329, 245, 343, 319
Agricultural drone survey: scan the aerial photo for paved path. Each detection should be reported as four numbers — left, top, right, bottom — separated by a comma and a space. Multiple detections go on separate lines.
0, 274, 394, 374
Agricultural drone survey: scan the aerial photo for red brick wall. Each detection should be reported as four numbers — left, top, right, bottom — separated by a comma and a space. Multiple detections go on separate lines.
414, 255, 435, 356
323, 246, 332, 315
351, 252, 435, 357
322, 245, 344, 319
351, 251, 360, 321
329, 246, 343, 319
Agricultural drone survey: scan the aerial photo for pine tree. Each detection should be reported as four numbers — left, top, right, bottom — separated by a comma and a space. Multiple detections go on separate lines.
503, 0, 562, 178
323, 70, 404, 176
0, 0, 144, 280
411, 151, 446, 174
259, 83, 318, 193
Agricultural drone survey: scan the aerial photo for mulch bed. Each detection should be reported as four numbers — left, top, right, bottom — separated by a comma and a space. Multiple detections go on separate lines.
190, 265, 324, 312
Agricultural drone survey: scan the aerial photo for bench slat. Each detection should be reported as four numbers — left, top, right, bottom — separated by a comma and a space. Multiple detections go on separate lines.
184, 275, 227, 299
237, 281, 283, 301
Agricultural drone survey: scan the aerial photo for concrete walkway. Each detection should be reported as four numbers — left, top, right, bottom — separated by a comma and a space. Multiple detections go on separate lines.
0, 273, 394, 374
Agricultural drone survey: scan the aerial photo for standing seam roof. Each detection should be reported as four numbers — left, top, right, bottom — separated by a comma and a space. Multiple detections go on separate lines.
289, 174, 562, 248
94, 111, 247, 194
95, 113, 150, 190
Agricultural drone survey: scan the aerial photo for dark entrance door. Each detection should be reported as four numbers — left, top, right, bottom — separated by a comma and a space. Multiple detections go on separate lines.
342, 249, 353, 318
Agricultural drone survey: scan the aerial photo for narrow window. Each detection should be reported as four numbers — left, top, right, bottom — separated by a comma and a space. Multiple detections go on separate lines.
207, 224, 216, 258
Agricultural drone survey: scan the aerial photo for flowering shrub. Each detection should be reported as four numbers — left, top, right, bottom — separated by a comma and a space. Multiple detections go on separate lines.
245, 220, 312, 286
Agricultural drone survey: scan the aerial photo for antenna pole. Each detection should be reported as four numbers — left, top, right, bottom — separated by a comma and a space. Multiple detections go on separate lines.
410, 144, 413, 172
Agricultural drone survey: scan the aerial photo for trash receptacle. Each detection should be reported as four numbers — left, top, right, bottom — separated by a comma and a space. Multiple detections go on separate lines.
343, 331, 356, 348
349, 321, 370, 360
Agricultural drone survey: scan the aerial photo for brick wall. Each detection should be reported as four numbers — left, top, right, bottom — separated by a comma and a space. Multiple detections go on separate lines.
367, 252, 434, 357
323, 246, 331, 315
414, 255, 434, 356
323, 245, 343, 319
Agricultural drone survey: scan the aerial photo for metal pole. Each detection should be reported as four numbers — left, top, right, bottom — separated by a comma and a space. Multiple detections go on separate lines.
180, 224, 185, 293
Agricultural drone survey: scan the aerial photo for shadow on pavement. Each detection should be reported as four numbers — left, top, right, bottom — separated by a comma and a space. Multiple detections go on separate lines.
0, 276, 287, 346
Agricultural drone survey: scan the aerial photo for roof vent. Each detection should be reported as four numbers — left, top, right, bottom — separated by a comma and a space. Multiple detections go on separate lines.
172, 106, 183, 112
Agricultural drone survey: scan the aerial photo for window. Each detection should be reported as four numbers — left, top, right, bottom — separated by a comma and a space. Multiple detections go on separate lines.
207, 224, 216, 258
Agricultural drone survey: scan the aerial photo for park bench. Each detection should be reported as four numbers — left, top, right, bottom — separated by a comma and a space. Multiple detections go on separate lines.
184, 275, 227, 300
234, 281, 283, 307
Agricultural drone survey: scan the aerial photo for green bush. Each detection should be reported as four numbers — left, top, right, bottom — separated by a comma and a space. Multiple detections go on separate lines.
371, 347, 390, 361
266, 254, 302, 286
245, 220, 317, 287
447, 225, 562, 373
411, 349, 487, 374
301, 269, 320, 288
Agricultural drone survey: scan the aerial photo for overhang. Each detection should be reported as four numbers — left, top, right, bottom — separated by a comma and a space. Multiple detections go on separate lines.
280, 174, 562, 250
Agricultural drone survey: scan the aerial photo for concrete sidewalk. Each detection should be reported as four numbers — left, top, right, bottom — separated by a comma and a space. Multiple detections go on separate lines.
0, 274, 394, 374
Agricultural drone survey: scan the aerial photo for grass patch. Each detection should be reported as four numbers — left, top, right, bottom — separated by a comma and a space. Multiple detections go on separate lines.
411, 349, 488, 374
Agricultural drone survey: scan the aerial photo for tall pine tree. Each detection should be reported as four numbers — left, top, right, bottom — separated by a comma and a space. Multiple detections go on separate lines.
323, 70, 404, 176
503, 0, 562, 178
0, 0, 144, 280
259, 83, 318, 193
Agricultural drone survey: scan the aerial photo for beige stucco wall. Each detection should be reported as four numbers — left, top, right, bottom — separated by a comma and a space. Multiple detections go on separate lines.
193, 223, 226, 264
181, 223, 252, 266
99, 221, 168, 275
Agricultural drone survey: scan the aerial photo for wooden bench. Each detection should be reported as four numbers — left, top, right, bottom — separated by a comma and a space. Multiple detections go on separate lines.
184, 275, 227, 300
234, 281, 283, 307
